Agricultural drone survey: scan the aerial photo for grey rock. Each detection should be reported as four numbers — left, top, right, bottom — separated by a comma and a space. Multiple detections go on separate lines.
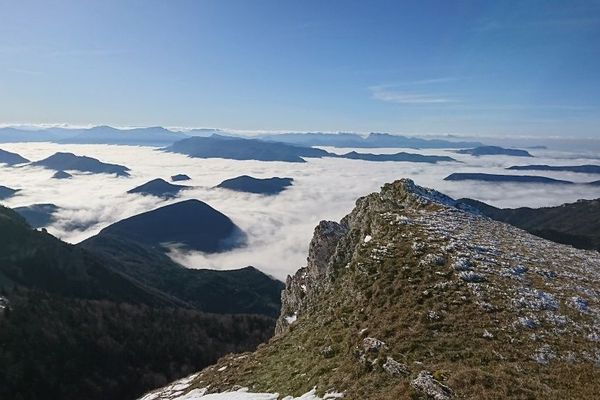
362, 337, 387, 353
383, 356, 409, 376
411, 371, 453, 400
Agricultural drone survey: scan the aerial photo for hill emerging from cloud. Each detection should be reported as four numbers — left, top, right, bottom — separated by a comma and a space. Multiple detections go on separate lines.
31, 152, 131, 176
97, 199, 245, 253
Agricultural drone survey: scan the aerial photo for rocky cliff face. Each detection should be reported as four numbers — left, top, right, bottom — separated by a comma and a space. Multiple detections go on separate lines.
275, 220, 348, 334
140, 179, 600, 400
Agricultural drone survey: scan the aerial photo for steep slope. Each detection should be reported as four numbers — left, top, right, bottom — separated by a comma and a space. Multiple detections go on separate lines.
81, 234, 284, 317
144, 179, 600, 399
458, 197, 600, 251
0, 205, 175, 305
216, 176, 294, 195
97, 199, 245, 253
127, 178, 189, 198
0, 205, 282, 400
31, 152, 130, 176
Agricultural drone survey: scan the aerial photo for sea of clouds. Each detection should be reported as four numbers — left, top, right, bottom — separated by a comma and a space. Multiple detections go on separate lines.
1, 142, 599, 279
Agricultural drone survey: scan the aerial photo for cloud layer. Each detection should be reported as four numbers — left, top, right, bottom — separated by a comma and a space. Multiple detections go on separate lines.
1, 142, 599, 279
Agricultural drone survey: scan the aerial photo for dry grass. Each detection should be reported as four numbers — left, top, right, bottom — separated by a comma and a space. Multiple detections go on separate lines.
151, 180, 600, 399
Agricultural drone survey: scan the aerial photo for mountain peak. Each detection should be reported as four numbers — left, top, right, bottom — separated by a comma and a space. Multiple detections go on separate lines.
127, 178, 189, 198
98, 199, 245, 253
378, 178, 459, 208
144, 179, 600, 399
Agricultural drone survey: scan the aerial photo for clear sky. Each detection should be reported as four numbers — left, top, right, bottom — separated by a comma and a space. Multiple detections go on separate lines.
1, 0, 599, 137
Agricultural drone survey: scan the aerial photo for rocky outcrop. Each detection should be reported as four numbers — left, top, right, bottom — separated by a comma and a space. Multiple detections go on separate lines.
411, 371, 454, 400
276, 179, 460, 334
140, 179, 600, 400
276, 220, 348, 334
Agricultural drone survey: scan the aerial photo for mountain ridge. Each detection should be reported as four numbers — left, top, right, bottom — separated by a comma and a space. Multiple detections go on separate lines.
31, 152, 130, 176
216, 176, 294, 195
141, 179, 600, 400
457, 197, 600, 251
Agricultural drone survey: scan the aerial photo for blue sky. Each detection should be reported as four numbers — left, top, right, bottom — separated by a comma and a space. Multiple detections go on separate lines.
1, 0, 599, 137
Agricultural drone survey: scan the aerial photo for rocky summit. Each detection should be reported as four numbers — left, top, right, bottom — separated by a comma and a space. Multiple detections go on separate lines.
140, 179, 600, 400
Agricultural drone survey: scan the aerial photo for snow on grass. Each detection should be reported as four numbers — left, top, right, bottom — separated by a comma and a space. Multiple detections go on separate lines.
142, 385, 342, 400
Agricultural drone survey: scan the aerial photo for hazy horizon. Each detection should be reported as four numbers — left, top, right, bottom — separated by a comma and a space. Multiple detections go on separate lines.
1, 1, 599, 137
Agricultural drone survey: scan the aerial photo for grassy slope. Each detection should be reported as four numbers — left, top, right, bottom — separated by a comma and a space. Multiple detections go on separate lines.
458, 198, 600, 251
166, 181, 600, 400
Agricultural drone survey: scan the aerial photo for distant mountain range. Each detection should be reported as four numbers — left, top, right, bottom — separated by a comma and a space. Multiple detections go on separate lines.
0, 148, 29, 165
96, 199, 245, 253
455, 146, 533, 157
0, 127, 73, 142
59, 125, 188, 145
444, 173, 574, 184
259, 132, 482, 149
0, 126, 187, 146
0, 204, 283, 400
458, 197, 600, 251
0, 126, 485, 149
127, 178, 189, 198
31, 152, 130, 176
340, 150, 456, 163
507, 164, 600, 174
445, 172, 600, 185
164, 134, 459, 163
216, 176, 294, 195
164, 134, 331, 163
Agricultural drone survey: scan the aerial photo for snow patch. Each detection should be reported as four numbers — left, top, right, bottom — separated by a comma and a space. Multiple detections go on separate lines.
284, 313, 297, 324
147, 387, 342, 400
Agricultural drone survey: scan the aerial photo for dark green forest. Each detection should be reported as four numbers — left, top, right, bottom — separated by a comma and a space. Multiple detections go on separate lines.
0, 290, 274, 400
0, 206, 283, 399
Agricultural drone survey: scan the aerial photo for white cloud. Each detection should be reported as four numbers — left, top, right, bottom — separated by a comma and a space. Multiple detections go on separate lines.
1, 142, 599, 280
369, 84, 456, 104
